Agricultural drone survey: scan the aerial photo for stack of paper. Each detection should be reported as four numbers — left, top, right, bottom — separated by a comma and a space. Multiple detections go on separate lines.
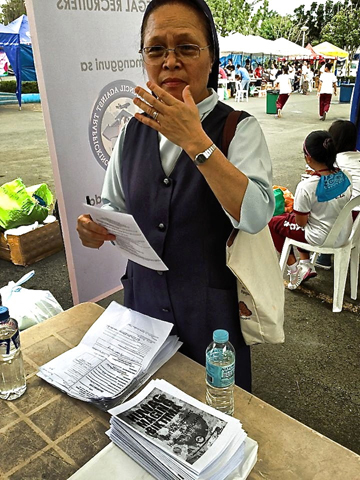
107, 379, 253, 480
38, 302, 182, 410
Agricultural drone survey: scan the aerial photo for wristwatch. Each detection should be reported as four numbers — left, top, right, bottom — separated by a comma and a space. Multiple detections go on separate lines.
194, 143, 216, 166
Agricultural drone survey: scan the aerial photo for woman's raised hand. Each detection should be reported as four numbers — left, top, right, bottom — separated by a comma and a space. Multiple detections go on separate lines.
77, 214, 116, 249
133, 81, 208, 152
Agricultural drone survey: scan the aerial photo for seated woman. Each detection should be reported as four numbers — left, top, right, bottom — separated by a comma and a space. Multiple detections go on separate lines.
316, 120, 360, 269
269, 130, 352, 289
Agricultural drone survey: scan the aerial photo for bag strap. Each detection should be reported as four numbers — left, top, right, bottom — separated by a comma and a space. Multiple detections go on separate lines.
221, 110, 250, 157
222, 109, 251, 247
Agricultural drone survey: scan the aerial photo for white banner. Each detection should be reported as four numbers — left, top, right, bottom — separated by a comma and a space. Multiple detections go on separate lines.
26, 0, 148, 303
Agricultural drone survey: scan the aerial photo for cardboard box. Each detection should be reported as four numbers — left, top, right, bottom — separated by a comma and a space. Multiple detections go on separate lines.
0, 221, 63, 266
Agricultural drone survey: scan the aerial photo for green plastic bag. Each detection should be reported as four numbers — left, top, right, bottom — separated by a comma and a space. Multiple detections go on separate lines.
26, 183, 53, 209
273, 188, 285, 216
0, 179, 52, 230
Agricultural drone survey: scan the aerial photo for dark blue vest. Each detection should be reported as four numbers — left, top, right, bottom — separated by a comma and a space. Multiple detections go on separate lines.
121, 101, 251, 390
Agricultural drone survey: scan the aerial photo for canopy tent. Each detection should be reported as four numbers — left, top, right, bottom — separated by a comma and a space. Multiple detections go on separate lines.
313, 42, 349, 60
0, 15, 37, 107
219, 33, 274, 55
219, 33, 246, 54
271, 38, 311, 58
219, 34, 312, 61
305, 43, 324, 60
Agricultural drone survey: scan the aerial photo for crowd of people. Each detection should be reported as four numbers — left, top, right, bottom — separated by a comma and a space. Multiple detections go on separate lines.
220, 58, 339, 120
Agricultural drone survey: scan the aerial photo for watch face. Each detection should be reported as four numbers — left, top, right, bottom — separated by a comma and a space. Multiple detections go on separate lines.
196, 154, 206, 164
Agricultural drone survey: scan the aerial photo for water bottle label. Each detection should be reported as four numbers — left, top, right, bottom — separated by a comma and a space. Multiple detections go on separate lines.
206, 358, 235, 388
0, 330, 20, 355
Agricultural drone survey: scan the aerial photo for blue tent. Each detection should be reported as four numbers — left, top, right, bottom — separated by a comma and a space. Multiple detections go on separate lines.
0, 15, 37, 107
350, 66, 360, 150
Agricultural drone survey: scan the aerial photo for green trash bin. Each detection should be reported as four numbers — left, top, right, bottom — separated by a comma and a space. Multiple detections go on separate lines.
266, 89, 278, 114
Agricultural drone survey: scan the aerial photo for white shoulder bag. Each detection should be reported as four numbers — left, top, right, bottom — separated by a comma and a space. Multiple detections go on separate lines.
222, 110, 284, 345
226, 227, 285, 345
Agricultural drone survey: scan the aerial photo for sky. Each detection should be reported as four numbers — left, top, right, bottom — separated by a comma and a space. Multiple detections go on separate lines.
266, 0, 340, 15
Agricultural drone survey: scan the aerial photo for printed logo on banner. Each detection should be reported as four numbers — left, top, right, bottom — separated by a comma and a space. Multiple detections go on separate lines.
89, 79, 136, 169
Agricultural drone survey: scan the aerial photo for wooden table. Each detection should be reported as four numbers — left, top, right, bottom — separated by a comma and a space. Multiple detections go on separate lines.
1, 303, 359, 479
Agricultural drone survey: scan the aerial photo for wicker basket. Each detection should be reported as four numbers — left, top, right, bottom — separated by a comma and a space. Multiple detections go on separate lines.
0, 221, 63, 266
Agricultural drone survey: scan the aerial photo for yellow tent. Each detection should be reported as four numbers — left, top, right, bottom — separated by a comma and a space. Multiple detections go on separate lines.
313, 42, 349, 59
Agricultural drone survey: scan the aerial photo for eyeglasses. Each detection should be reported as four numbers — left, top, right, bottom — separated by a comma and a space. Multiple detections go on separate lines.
139, 44, 210, 65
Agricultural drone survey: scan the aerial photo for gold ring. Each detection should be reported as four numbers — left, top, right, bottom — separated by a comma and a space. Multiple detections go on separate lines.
152, 110, 159, 121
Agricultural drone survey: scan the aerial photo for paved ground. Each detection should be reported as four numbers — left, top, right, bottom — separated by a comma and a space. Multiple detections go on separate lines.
1, 91, 359, 455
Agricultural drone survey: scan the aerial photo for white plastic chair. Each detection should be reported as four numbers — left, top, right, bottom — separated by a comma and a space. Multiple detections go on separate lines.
234, 81, 248, 102
279, 196, 360, 312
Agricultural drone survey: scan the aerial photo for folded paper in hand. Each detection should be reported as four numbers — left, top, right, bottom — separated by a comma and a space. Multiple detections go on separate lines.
85, 205, 168, 271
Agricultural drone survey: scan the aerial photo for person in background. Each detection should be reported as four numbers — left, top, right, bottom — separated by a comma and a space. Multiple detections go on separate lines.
254, 63, 263, 78
224, 58, 236, 96
219, 63, 227, 79
238, 64, 250, 92
269, 131, 352, 290
288, 62, 295, 87
274, 65, 292, 118
316, 120, 360, 269
270, 63, 278, 86
314, 69, 320, 90
224, 58, 235, 77
254, 63, 263, 87
292, 69, 300, 92
245, 58, 251, 72
318, 63, 337, 121
308, 67, 314, 92
301, 61, 309, 94
77, 0, 274, 392
302, 63, 310, 95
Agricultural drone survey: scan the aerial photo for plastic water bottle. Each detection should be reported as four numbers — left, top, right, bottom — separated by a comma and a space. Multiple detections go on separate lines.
0, 306, 26, 400
206, 329, 235, 416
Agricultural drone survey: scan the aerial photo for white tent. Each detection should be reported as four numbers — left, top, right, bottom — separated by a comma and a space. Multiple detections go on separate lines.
219, 34, 311, 57
219, 33, 274, 55
219, 33, 246, 54
241, 35, 274, 55
271, 38, 311, 57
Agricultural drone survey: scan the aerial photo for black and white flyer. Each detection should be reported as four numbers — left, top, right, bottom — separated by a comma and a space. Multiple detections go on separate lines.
108, 379, 249, 480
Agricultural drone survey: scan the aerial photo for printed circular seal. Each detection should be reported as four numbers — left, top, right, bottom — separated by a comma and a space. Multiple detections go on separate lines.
89, 79, 136, 169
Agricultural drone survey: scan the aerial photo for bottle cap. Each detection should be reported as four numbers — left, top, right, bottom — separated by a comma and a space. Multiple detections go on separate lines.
0, 306, 10, 321
213, 329, 229, 343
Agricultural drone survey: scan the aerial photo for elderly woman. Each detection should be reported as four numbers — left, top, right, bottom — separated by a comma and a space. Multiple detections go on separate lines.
77, 0, 274, 392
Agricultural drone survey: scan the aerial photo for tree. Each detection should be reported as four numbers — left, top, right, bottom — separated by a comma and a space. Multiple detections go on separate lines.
258, 14, 301, 42
293, 0, 350, 46
321, 6, 360, 63
248, 0, 272, 35
0, 0, 26, 25
207, 0, 255, 36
